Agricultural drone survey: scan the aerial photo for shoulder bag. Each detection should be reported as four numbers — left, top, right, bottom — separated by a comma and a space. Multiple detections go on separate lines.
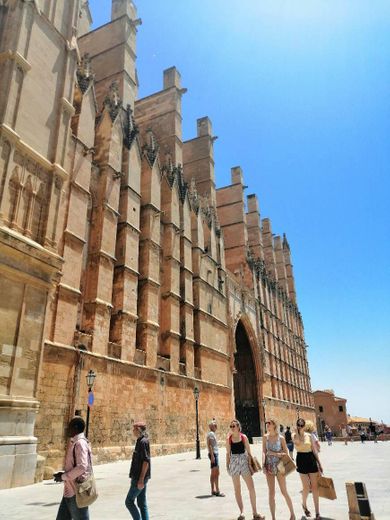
73, 442, 98, 508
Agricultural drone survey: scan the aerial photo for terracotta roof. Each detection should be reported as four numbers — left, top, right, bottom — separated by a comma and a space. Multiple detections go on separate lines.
348, 416, 374, 424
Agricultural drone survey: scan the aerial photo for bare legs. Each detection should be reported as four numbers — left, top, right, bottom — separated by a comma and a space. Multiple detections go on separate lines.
266, 473, 295, 520
266, 473, 276, 519
242, 473, 258, 516
299, 473, 320, 516
232, 475, 244, 515
309, 472, 320, 515
300, 474, 311, 512
276, 473, 295, 519
232, 474, 260, 517
210, 467, 220, 494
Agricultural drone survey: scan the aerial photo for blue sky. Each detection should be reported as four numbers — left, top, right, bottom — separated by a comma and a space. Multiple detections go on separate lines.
89, 1, 390, 423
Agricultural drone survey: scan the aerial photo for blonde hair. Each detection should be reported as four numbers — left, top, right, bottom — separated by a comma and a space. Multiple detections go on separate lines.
230, 419, 242, 431
266, 418, 278, 431
305, 420, 315, 433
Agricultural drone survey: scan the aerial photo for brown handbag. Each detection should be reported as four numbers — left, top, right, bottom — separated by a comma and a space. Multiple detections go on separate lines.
249, 455, 262, 474
317, 475, 337, 500
282, 454, 296, 477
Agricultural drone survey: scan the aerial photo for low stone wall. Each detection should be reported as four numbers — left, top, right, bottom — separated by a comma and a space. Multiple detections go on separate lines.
331, 435, 390, 442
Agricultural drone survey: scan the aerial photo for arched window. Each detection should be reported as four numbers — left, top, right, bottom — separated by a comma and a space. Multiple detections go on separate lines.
31, 183, 46, 243
8, 168, 21, 226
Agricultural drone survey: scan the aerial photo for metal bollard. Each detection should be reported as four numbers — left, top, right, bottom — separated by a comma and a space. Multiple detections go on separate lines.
346, 482, 375, 520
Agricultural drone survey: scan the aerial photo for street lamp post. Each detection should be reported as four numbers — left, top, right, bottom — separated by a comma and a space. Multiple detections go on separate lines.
318, 414, 323, 441
85, 369, 96, 438
193, 386, 201, 459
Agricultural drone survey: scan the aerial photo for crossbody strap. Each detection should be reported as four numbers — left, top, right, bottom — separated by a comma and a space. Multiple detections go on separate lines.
72, 439, 93, 472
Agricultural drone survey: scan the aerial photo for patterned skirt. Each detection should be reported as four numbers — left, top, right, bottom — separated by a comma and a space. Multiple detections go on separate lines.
229, 453, 251, 477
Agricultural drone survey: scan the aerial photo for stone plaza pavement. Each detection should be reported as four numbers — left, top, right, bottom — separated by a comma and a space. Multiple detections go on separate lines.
1, 441, 389, 520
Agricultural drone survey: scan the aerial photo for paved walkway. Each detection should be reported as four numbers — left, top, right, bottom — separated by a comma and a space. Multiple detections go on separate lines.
1, 441, 389, 520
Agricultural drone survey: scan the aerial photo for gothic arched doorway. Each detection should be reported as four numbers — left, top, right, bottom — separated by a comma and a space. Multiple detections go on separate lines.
233, 319, 261, 441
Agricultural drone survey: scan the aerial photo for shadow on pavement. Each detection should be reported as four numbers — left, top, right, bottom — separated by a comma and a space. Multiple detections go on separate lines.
27, 502, 59, 507
300, 517, 336, 520
195, 494, 213, 499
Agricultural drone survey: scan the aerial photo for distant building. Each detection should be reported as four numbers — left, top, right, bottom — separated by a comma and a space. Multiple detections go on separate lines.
313, 389, 348, 436
347, 416, 378, 433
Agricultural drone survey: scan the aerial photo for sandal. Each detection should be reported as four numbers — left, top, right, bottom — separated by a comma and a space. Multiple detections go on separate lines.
214, 491, 225, 497
315, 515, 321, 520
237, 516, 245, 520
253, 515, 265, 520
302, 504, 311, 517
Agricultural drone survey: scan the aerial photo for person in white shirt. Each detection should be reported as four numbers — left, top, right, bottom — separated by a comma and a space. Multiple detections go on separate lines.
206, 419, 225, 497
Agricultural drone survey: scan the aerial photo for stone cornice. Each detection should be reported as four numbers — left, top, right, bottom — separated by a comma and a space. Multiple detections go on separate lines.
197, 344, 230, 360
61, 97, 76, 116
0, 398, 39, 410
0, 126, 73, 184
0, 50, 32, 72
44, 340, 232, 392
58, 282, 82, 296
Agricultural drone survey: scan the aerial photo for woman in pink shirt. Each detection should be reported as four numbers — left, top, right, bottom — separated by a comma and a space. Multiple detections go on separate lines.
54, 417, 92, 520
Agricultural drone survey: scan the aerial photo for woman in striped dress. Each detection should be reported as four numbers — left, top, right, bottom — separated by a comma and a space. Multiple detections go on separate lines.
226, 419, 265, 520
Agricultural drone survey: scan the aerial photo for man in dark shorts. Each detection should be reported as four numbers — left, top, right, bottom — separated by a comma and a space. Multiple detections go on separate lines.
206, 419, 225, 497
126, 421, 151, 519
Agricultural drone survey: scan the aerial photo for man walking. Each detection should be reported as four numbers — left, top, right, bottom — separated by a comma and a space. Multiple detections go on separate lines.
126, 421, 151, 520
284, 426, 294, 459
207, 419, 224, 497
54, 416, 92, 520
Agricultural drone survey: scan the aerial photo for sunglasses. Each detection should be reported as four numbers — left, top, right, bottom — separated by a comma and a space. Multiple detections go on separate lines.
297, 423, 305, 427
230, 424, 237, 429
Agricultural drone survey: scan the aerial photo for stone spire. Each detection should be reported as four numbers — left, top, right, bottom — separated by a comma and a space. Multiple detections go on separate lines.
111, 0, 138, 21
283, 233, 296, 302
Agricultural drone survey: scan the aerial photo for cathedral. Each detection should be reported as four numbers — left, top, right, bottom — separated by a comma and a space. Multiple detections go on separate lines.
0, 0, 315, 488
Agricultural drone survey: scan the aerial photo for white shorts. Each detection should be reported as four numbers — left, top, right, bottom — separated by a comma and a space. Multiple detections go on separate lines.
229, 453, 251, 477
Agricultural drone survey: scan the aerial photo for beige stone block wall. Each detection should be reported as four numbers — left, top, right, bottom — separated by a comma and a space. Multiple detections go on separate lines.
36, 345, 233, 468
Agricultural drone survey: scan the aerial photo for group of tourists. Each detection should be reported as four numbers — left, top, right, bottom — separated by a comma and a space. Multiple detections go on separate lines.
54, 415, 325, 520
207, 417, 324, 520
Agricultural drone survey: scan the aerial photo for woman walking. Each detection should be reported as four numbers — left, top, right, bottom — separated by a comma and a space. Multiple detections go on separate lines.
262, 419, 296, 520
226, 419, 265, 520
294, 418, 323, 520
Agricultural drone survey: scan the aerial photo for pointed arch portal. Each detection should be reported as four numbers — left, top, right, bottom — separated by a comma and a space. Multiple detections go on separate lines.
233, 319, 262, 441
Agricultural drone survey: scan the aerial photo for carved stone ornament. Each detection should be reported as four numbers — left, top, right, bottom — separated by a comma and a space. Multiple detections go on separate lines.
162, 154, 175, 187
188, 178, 200, 215
77, 53, 94, 94
123, 104, 138, 150
103, 81, 122, 122
142, 129, 159, 166
199, 196, 216, 229
176, 164, 188, 202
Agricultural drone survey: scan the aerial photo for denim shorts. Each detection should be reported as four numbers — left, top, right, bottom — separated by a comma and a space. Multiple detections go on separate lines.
208, 452, 219, 468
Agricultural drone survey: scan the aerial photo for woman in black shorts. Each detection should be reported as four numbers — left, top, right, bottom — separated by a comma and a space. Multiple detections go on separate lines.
293, 418, 323, 519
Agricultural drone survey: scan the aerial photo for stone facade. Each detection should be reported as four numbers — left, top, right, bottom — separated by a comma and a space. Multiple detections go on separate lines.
0, 0, 315, 488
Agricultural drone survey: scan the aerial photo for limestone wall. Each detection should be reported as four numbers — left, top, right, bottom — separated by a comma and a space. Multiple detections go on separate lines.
36, 343, 233, 469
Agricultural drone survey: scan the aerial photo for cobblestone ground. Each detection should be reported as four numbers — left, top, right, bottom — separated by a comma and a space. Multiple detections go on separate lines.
1, 441, 389, 520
